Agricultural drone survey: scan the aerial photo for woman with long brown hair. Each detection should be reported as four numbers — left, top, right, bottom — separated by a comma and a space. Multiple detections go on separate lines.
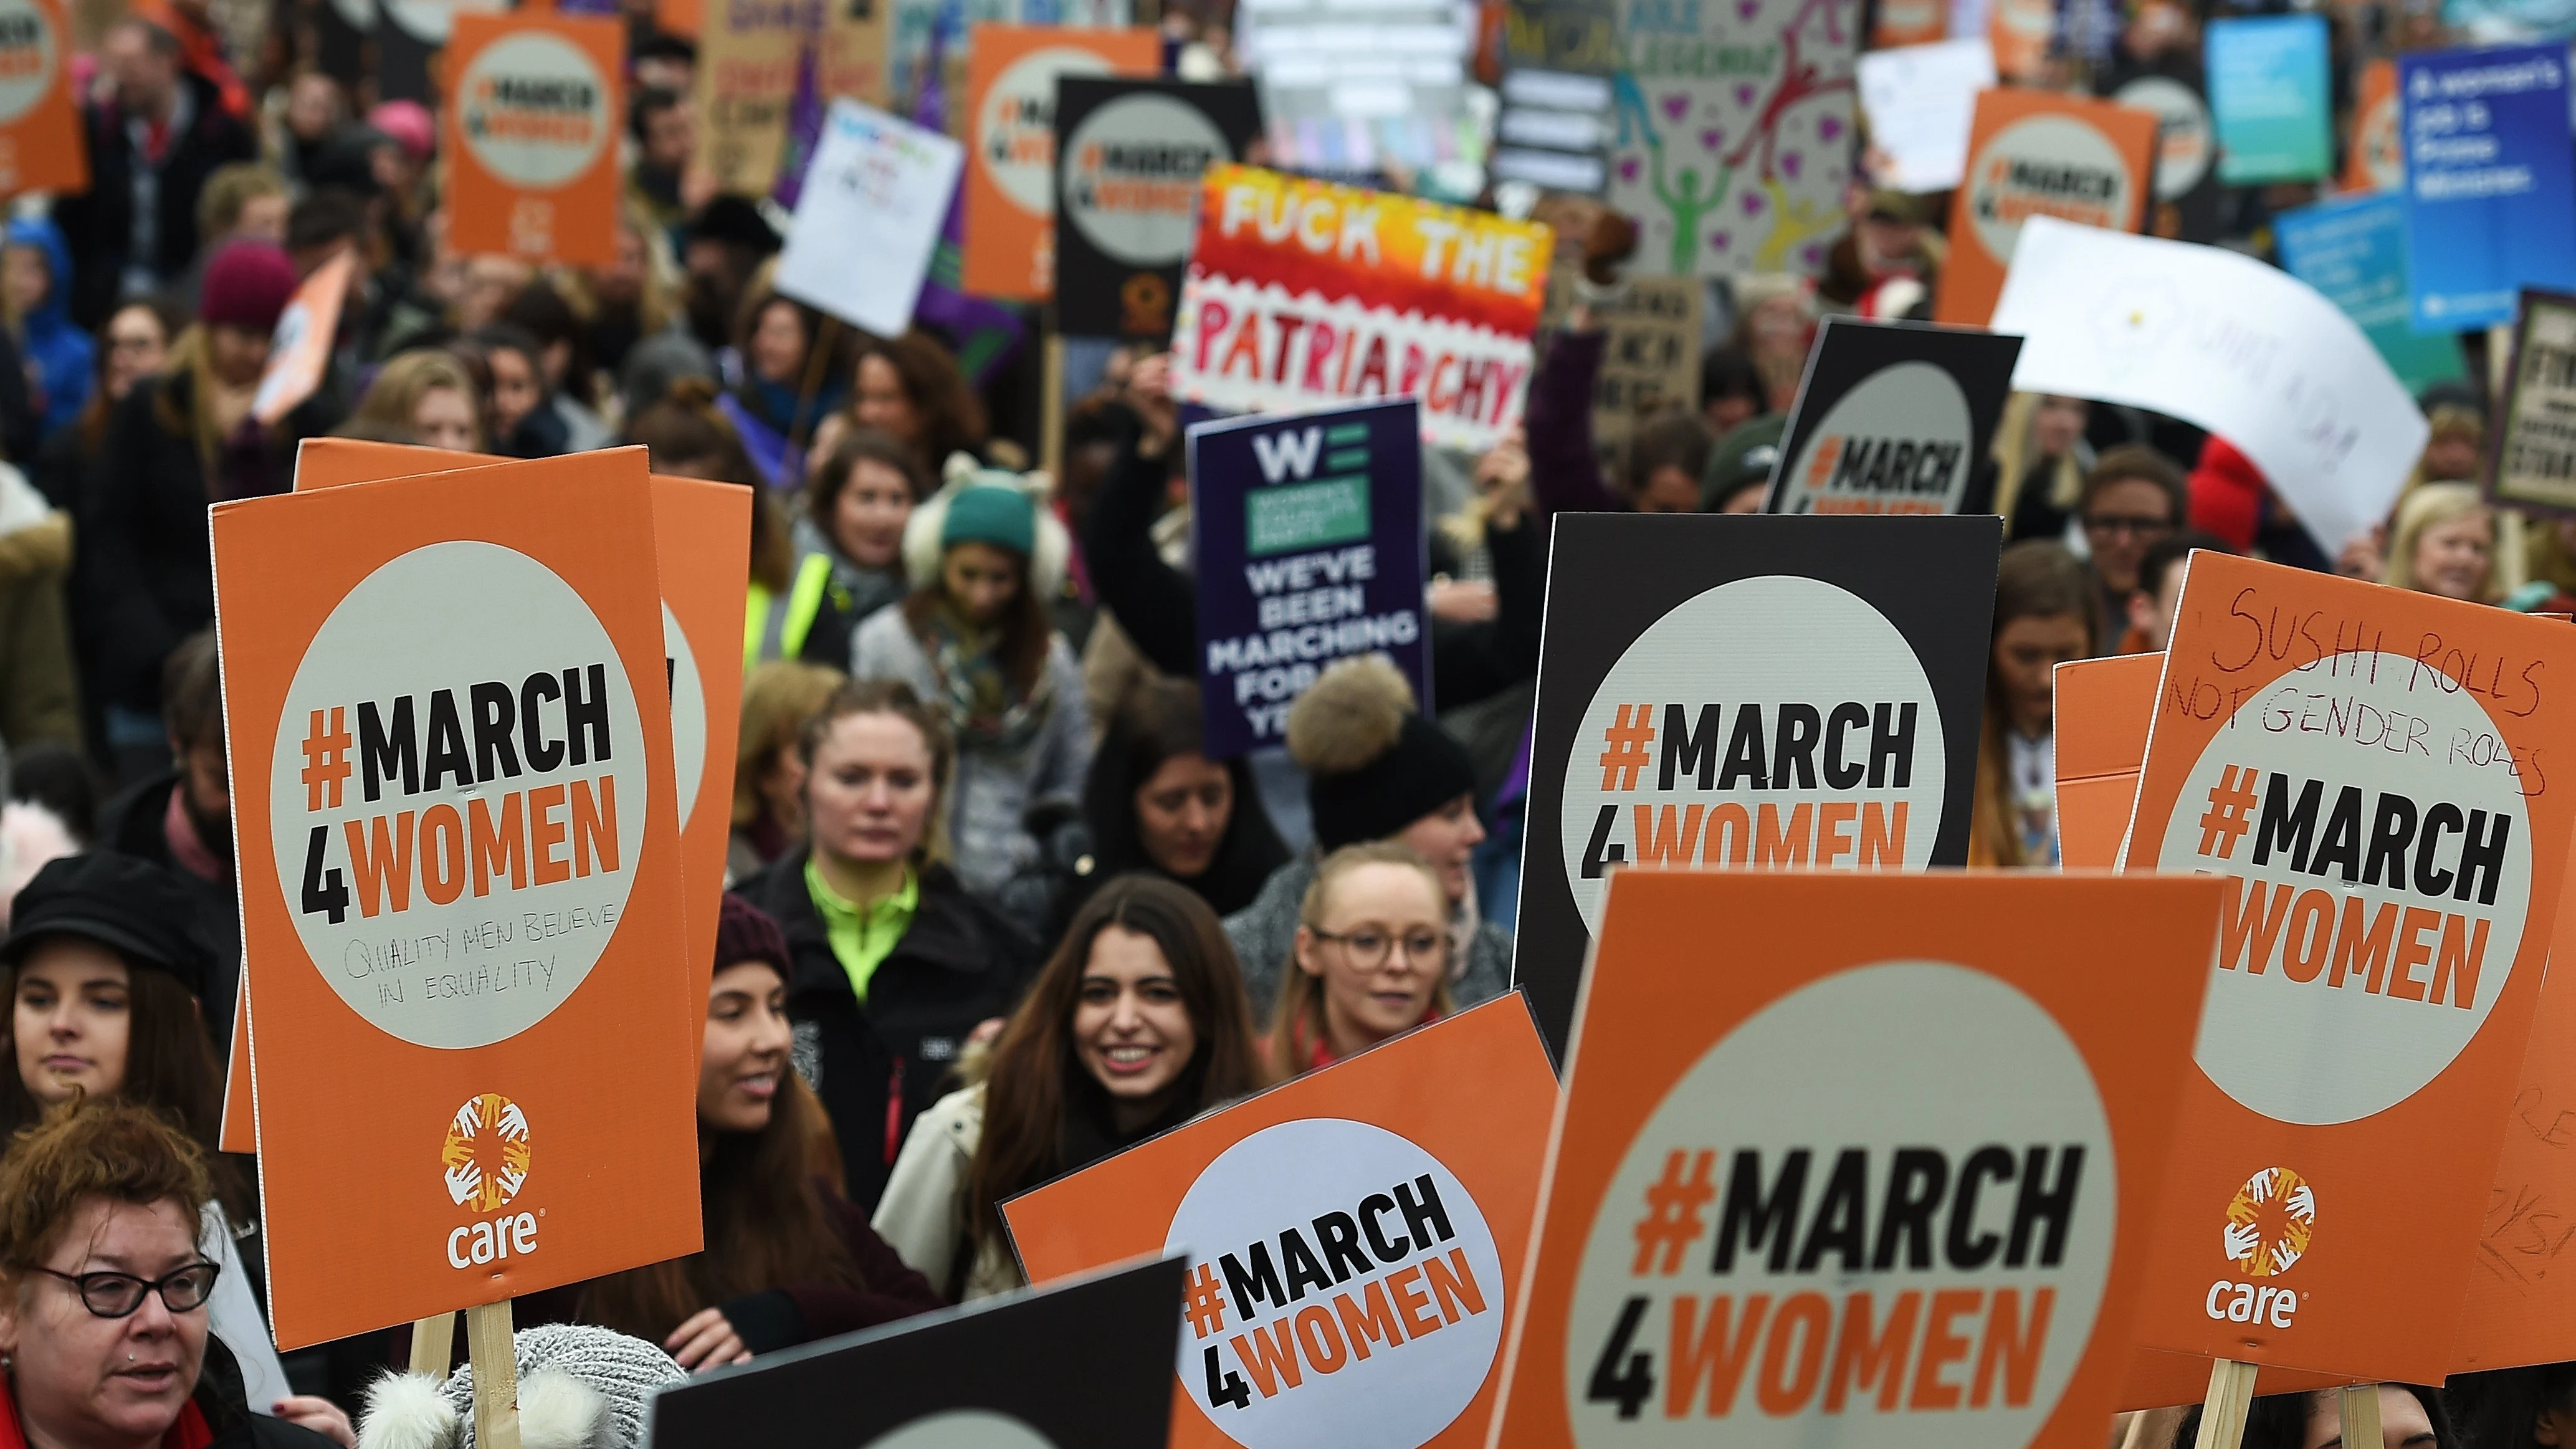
849, 468, 1087, 896
873, 874, 1266, 1300
1969, 540, 2099, 868
850, 330, 988, 476
541, 895, 942, 1368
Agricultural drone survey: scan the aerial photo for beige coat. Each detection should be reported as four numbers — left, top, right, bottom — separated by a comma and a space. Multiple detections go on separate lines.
869, 1085, 1024, 1303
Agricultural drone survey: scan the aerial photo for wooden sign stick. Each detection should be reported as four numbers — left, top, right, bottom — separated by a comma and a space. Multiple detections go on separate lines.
2340, 1384, 2383, 1449
407, 1311, 457, 1378
466, 1299, 522, 1449
2193, 1359, 2260, 1449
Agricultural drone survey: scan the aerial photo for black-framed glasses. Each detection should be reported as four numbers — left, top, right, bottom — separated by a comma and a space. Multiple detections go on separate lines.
24, 1261, 219, 1318
1310, 927, 1447, 971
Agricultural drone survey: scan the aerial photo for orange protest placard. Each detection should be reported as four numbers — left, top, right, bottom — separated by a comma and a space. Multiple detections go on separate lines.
1491, 871, 2217, 1447
1932, 88, 2157, 326
1492, 871, 2215, 1445
212, 447, 701, 1347
1004, 997, 1557, 1449
291, 438, 751, 1005
2116, 550, 2576, 1385
960, 24, 1160, 301
2053, 653, 2161, 870
253, 251, 351, 427
444, 10, 623, 267
2346, 59, 2401, 194
0, 0, 83, 196
2454, 844, 2576, 1372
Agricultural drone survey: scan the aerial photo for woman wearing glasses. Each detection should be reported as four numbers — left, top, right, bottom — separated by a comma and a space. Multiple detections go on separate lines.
1266, 844, 1454, 1078
1, 854, 353, 1443
0, 1097, 343, 1447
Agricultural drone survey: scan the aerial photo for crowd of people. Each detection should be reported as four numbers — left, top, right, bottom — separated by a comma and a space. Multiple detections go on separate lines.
0, 0, 2556, 1443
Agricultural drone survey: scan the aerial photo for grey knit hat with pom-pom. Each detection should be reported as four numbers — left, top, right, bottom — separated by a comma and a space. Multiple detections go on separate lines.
357, 1323, 687, 1449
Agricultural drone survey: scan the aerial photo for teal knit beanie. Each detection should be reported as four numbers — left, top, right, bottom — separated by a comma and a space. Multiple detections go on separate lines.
940, 484, 1035, 556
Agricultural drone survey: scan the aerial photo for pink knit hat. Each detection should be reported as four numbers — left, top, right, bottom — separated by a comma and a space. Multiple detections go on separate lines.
368, 100, 436, 163
198, 241, 298, 335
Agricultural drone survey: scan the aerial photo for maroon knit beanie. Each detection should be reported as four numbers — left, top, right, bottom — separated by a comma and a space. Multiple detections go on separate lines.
198, 241, 299, 335
715, 893, 792, 980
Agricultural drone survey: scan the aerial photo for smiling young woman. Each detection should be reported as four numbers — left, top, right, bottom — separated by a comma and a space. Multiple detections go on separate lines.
1267, 843, 1454, 1078
871, 876, 1267, 1302
548, 895, 942, 1370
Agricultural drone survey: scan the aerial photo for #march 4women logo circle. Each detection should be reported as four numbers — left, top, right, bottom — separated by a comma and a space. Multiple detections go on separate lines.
269, 542, 651, 1050
1165, 1119, 1508, 1448
1562, 964, 2116, 1447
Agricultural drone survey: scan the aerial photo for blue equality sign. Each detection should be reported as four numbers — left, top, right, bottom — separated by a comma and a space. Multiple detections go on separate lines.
2401, 42, 2576, 332
2276, 192, 2467, 395
1188, 398, 1431, 759
2207, 15, 2333, 183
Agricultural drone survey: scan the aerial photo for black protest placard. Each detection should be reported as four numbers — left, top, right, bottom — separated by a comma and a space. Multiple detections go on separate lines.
1510, 513, 1999, 1061
2491, 289, 2576, 519
1054, 77, 1261, 341
1762, 316, 2022, 517
643, 1256, 1183, 1448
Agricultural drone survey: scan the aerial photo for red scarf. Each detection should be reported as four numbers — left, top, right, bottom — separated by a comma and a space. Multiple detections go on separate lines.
1299, 1007, 1443, 1073
0, 1365, 216, 1449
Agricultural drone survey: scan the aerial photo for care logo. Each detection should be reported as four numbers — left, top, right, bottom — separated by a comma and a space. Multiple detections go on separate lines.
1773, 363, 1975, 516
861, 1412, 1058, 1448
2159, 644, 2533, 1125
267, 540, 649, 1051
2205, 1167, 2314, 1331
2111, 77, 2213, 201
440, 1091, 542, 1271
458, 30, 610, 190
1558, 576, 1944, 934
441, 1092, 530, 1211
0, 0, 57, 126
1563, 964, 2116, 1446
980, 46, 1115, 214
1165, 1118, 1506, 1447
1062, 91, 1230, 266
2223, 1167, 2314, 1277
1965, 114, 2134, 264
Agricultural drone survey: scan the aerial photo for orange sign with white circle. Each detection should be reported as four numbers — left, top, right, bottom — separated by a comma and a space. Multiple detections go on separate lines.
444, 11, 623, 266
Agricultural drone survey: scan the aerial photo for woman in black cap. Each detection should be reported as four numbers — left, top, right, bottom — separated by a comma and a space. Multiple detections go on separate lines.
1, 853, 348, 1440
1221, 656, 1506, 1021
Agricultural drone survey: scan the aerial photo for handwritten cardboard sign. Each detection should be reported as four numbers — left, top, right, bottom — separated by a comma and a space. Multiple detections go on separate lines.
1004, 998, 1557, 1449
2116, 550, 2576, 1384
1991, 216, 2430, 560
214, 448, 701, 1346
1491, 871, 2218, 1446
1170, 163, 1556, 452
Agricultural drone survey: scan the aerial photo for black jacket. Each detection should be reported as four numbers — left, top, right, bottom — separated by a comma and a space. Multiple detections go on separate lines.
99, 769, 240, 1047
76, 367, 337, 714
732, 852, 1039, 1213
55, 74, 259, 330
190, 1335, 341, 1448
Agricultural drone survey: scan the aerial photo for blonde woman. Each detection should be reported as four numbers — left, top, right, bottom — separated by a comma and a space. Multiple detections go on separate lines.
2384, 483, 2505, 603
348, 349, 483, 452
729, 659, 846, 882
1266, 842, 1454, 1078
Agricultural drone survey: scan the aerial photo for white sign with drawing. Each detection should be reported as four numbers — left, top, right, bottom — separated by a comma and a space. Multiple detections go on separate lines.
1990, 216, 2426, 557
776, 99, 966, 338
